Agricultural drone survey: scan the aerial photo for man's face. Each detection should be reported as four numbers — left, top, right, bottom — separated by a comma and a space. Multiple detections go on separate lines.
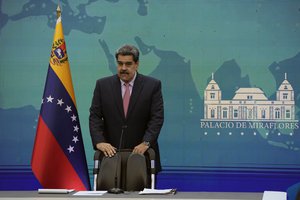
117, 55, 139, 83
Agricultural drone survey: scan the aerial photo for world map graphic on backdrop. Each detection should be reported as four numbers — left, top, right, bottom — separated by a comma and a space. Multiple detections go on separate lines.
0, 0, 300, 170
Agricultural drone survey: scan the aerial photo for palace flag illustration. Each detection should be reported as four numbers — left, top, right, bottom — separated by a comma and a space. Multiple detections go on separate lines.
31, 10, 91, 191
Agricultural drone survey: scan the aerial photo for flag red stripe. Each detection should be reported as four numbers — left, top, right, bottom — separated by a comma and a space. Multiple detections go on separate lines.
31, 116, 87, 190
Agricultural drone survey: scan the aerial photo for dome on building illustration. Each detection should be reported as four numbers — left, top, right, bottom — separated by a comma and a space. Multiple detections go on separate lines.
277, 73, 294, 101
278, 74, 293, 91
233, 88, 268, 100
205, 73, 220, 90
205, 79, 220, 90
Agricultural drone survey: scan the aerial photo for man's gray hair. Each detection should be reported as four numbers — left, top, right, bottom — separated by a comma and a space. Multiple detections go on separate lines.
115, 44, 139, 62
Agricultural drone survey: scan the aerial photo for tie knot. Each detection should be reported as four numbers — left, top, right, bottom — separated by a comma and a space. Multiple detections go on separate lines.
124, 83, 130, 88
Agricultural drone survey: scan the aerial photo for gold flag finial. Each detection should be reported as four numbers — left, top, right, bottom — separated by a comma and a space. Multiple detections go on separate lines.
56, 5, 61, 19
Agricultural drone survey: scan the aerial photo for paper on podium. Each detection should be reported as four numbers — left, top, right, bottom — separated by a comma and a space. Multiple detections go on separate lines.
38, 189, 74, 194
139, 188, 177, 195
73, 191, 107, 196
262, 191, 287, 200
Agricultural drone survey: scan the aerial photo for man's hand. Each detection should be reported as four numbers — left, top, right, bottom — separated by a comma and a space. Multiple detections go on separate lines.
96, 142, 116, 157
133, 142, 149, 154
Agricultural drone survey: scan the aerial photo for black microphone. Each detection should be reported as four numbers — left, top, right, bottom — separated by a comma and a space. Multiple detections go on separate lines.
107, 125, 127, 194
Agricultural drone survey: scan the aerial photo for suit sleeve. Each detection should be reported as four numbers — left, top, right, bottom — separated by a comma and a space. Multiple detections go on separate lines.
143, 80, 164, 145
89, 80, 106, 149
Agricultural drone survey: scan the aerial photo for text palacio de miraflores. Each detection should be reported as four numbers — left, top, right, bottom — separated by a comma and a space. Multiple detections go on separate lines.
200, 121, 299, 130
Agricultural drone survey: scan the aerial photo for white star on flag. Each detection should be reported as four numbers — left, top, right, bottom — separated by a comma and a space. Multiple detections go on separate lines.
57, 99, 64, 106
46, 95, 54, 103
65, 105, 72, 113
71, 114, 77, 121
67, 145, 74, 153
72, 136, 79, 143
73, 125, 79, 132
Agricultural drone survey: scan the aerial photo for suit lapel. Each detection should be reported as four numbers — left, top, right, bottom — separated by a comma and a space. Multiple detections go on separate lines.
111, 75, 124, 118
127, 73, 144, 118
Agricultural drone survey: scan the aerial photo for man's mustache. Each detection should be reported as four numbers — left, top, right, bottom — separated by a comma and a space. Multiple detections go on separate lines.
120, 71, 129, 74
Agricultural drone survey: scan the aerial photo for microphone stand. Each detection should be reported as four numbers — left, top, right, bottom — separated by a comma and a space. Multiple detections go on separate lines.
107, 125, 127, 194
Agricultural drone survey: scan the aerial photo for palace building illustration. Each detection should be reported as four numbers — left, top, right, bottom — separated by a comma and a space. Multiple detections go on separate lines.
203, 73, 297, 122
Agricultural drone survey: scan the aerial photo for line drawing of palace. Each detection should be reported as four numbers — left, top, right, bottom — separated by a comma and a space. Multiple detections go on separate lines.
202, 73, 298, 122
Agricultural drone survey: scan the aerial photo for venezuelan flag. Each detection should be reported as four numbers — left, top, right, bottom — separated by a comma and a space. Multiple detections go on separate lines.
31, 10, 90, 191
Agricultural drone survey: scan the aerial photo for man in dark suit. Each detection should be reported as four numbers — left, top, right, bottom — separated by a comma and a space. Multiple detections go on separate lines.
89, 44, 164, 171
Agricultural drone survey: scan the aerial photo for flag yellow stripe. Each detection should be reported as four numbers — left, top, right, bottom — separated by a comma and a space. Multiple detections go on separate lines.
49, 17, 76, 106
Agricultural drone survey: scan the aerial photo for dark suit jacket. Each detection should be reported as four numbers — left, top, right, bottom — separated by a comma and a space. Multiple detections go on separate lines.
89, 73, 164, 171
